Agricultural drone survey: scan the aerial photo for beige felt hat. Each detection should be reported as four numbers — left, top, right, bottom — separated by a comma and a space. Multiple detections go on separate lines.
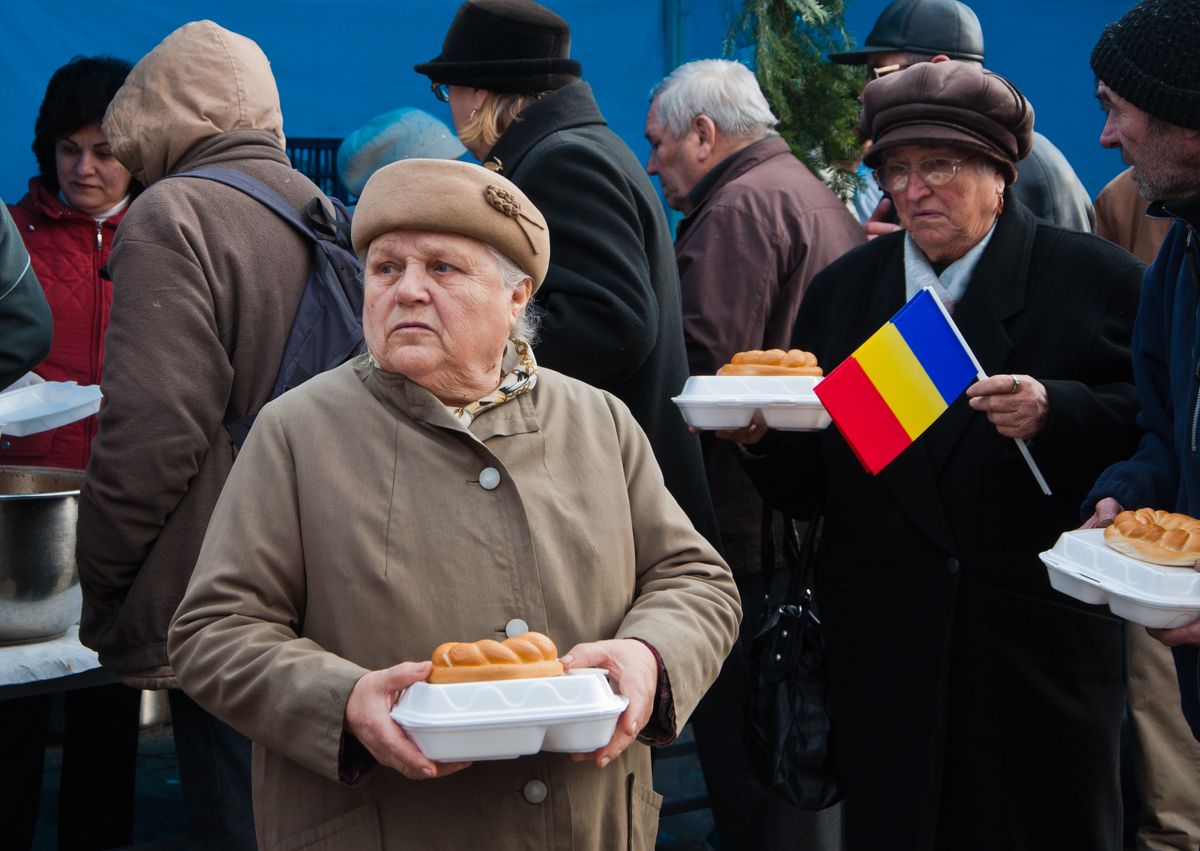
351, 158, 550, 289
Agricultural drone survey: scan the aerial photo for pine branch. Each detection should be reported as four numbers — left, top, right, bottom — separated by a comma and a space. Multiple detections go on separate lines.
726, 0, 865, 200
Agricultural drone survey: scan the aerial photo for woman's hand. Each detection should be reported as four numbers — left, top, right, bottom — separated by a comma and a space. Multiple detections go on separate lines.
561, 638, 658, 768
344, 661, 471, 780
966, 373, 1048, 439
1082, 497, 1124, 529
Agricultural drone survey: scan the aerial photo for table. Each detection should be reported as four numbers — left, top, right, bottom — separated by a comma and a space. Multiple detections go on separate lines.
0, 624, 114, 698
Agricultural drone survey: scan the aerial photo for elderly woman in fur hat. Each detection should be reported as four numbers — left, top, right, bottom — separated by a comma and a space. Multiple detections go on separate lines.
168, 158, 739, 851
725, 60, 1144, 851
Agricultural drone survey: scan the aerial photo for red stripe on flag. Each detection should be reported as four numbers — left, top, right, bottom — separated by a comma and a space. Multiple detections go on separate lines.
814, 356, 913, 474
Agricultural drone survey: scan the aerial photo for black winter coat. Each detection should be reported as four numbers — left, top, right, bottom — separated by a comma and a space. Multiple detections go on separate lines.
744, 195, 1143, 851
485, 81, 718, 545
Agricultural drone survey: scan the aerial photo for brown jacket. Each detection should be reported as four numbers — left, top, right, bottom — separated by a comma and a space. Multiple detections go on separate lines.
675, 136, 864, 572
1094, 166, 1173, 264
168, 360, 741, 850
76, 21, 327, 686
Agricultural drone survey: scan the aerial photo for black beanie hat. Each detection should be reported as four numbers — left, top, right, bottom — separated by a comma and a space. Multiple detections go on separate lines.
414, 0, 582, 93
1091, 0, 1200, 130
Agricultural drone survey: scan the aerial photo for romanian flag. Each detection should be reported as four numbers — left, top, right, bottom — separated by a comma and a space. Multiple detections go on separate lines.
814, 287, 979, 474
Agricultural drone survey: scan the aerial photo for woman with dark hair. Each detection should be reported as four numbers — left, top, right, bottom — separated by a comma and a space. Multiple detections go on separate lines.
5, 54, 140, 467
0, 55, 141, 851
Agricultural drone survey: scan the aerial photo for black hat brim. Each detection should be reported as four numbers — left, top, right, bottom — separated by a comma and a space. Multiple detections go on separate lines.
828, 48, 880, 65
828, 44, 985, 65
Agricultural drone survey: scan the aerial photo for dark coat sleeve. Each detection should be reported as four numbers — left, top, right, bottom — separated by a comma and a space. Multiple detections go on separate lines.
1086, 228, 1184, 514
1024, 232, 1144, 491
0, 204, 51, 389
515, 135, 660, 388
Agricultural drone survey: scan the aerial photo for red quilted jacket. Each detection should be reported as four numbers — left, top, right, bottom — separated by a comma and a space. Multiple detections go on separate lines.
4, 178, 124, 470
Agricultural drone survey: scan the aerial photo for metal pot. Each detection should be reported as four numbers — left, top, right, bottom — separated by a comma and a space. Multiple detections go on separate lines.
0, 466, 85, 644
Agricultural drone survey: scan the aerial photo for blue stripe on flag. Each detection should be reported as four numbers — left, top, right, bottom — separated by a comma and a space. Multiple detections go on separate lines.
891, 289, 978, 404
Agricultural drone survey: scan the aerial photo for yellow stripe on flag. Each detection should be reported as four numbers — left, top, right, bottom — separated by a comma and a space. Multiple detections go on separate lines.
855, 324, 948, 439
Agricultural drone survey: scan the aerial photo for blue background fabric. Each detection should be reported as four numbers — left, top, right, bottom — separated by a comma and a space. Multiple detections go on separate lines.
0, 1, 1135, 206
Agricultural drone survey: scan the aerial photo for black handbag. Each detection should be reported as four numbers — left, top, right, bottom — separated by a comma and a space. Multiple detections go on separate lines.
743, 504, 841, 810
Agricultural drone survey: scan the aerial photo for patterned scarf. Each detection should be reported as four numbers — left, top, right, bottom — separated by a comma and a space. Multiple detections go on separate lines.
370, 338, 537, 426
449, 338, 537, 426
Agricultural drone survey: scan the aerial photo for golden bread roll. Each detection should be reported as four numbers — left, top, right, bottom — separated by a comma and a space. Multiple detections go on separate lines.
428, 631, 564, 684
716, 348, 822, 377
1104, 508, 1200, 566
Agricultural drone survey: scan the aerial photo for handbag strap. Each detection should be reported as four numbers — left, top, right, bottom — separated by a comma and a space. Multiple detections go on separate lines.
760, 500, 823, 610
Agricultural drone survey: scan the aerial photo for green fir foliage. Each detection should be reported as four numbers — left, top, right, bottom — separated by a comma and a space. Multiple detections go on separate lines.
726, 0, 866, 199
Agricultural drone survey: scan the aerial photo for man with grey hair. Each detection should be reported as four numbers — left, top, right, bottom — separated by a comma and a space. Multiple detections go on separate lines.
645, 57, 862, 850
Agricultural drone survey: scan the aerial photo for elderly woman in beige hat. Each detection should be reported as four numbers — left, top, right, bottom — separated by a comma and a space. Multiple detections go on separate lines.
726, 61, 1143, 850
167, 159, 739, 851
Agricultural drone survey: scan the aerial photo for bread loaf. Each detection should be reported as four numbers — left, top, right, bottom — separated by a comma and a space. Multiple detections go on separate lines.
428, 632, 564, 684
1104, 508, 1200, 566
716, 349, 822, 377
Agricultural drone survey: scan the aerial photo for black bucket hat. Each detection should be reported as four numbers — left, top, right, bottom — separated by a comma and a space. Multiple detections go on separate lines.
414, 0, 582, 93
829, 0, 985, 65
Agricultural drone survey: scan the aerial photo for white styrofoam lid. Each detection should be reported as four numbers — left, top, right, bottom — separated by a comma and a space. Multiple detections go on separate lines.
1041, 529, 1200, 607
0, 382, 102, 437
673, 375, 822, 405
391, 670, 628, 730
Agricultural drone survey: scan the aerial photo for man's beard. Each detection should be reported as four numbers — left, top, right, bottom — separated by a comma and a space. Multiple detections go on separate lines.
1129, 122, 1200, 201
1132, 167, 1165, 201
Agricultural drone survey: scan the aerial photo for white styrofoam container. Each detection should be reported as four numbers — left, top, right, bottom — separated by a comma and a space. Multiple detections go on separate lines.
390, 669, 628, 762
671, 375, 830, 432
1040, 528, 1200, 628
0, 382, 102, 437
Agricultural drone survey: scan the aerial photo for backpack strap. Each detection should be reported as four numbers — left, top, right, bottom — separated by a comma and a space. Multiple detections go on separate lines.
165, 165, 358, 449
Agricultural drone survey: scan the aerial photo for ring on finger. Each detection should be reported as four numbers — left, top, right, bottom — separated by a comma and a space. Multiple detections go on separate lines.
1010, 374, 1021, 393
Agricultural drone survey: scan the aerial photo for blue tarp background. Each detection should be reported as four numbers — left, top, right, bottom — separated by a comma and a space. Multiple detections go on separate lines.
1, 1, 1134, 206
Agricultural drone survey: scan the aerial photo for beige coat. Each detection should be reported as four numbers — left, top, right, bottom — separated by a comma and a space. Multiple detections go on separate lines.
169, 359, 741, 851
1094, 166, 1173, 265
76, 21, 326, 684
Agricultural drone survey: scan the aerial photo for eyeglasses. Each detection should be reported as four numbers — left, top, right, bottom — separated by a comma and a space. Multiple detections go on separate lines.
431, 82, 450, 103
873, 156, 975, 193
867, 62, 914, 81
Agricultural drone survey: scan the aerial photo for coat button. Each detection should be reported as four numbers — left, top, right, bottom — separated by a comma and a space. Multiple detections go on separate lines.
479, 467, 501, 490
523, 779, 548, 804
505, 618, 529, 638
946, 557, 960, 574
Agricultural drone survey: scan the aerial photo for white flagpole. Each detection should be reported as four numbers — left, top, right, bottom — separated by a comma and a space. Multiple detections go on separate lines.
921, 287, 1052, 496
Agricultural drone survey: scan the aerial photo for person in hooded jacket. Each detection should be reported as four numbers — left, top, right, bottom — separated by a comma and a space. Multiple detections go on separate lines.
0, 55, 143, 851
74, 21, 332, 849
